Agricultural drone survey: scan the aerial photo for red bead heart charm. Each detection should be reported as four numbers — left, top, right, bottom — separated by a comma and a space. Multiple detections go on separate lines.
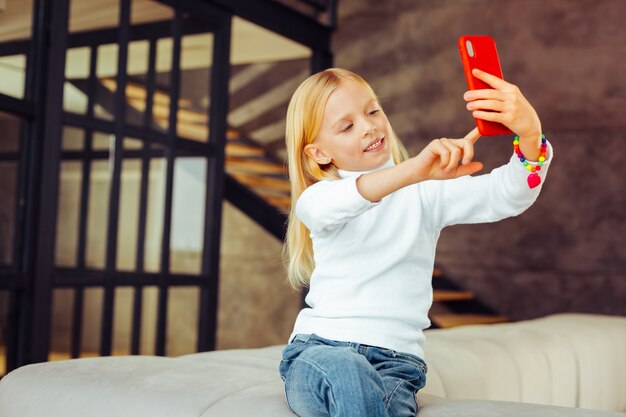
527, 173, 541, 189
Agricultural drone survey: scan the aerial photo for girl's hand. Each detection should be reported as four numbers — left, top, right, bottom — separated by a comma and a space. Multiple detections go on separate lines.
412, 127, 484, 182
464, 68, 542, 140
356, 128, 482, 202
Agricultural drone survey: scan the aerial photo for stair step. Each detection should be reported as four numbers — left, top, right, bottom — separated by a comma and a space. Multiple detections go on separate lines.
225, 142, 265, 158
225, 156, 286, 175
431, 314, 508, 328
261, 194, 291, 211
230, 172, 291, 192
432, 290, 475, 302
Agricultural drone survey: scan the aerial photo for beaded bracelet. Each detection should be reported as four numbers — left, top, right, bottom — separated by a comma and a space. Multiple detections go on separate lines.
513, 134, 547, 189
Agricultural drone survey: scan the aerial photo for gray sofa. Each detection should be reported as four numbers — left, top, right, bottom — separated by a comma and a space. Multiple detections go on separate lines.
1, 313, 624, 416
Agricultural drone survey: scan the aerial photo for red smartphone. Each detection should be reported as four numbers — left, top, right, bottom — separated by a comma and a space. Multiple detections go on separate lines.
458, 35, 512, 136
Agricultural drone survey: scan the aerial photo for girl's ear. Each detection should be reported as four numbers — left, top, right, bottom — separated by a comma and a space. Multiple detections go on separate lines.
304, 144, 331, 165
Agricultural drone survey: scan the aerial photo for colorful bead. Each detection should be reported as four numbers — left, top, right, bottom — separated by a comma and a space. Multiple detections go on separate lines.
514, 135, 548, 189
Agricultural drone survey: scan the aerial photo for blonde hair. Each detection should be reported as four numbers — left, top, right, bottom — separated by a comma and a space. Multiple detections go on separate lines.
283, 68, 409, 290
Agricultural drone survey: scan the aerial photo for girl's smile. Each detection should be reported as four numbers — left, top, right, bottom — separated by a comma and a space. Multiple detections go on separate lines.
364, 136, 385, 152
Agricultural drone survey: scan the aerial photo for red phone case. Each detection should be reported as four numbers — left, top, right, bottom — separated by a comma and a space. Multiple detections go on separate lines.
458, 35, 512, 136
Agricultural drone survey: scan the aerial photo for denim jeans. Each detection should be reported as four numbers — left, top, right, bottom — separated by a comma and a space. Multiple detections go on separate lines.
279, 334, 428, 417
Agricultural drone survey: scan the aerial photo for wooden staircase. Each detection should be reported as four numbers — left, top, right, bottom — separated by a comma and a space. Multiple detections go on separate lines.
430, 267, 508, 329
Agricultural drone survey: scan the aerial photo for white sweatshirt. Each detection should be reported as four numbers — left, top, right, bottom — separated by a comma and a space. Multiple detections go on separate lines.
290, 143, 553, 359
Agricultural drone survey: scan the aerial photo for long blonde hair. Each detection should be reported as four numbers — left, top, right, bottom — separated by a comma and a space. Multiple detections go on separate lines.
283, 68, 409, 290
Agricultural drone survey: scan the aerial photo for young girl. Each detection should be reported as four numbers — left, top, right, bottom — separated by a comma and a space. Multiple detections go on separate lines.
279, 68, 552, 417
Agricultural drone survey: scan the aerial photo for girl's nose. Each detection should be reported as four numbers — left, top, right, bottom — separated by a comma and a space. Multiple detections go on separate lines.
364, 124, 377, 137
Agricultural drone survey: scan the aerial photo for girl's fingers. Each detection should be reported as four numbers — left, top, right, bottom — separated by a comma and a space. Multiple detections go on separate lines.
472, 110, 502, 123
455, 161, 484, 178
466, 99, 504, 113
472, 68, 510, 90
428, 131, 480, 177
461, 138, 475, 165
449, 135, 476, 165
464, 89, 505, 101
464, 127, 481, 144
431, 140, 451, 169
439, 138, 462, 172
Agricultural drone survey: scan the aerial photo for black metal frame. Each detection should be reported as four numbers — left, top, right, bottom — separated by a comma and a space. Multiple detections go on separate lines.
0, 0, 335, 374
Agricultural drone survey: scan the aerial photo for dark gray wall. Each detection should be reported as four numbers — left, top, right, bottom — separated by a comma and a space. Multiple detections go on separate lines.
333, 0, 626, 319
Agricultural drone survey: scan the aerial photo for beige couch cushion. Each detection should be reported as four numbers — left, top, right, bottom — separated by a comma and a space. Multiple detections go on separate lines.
420, 313, 626, 412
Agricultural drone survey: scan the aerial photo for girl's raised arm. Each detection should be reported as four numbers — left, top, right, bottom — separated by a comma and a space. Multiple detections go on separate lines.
356, 128, 484, 202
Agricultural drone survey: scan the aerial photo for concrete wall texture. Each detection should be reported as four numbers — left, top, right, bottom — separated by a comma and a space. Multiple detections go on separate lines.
330, 0, 625, 319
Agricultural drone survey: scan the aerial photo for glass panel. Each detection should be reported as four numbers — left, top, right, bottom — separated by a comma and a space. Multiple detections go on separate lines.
86, 160, 111, 269
92, 131, 114, 151
0, 55, 27, 99
61, 126, 85, 151
96, 44, 119, 121
0, 111, 21, 154
80, 287, 104, 357
170, 157, 206, 275
69, 0, 119, 33
67, 0, 120, 117
167, 287, 199, 356
177, 32, 213, 142
0, 0, 34, 99
112, 286, 133, 354
0, 112, 22, 266
123, 138, 143, 150
127, 1, 174, 129
141, 286, 159, 355
131, 0, 173, 25
152, 37, 172, 132
64, 47, 91, 115
0, 161, 17, 266
125, 41, 150, 126
94, 104, 114, 121
116, 159, 140, 271
144, 152, 166, 273
55, 161, 82, 268
49, 289, 74, 362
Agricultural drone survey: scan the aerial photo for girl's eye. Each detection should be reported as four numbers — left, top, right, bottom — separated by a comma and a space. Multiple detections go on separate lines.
341, 123, 353, 132
368, 109, 380, 116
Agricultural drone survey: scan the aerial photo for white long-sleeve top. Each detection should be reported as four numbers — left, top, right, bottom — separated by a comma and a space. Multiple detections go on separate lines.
289, 142, 553, 359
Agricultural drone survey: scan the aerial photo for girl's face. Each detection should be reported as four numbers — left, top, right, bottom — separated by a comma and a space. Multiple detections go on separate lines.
305, 79, 392, 172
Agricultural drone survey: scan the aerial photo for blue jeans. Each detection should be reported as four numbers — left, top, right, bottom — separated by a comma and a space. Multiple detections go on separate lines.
279, 334, 428, 417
